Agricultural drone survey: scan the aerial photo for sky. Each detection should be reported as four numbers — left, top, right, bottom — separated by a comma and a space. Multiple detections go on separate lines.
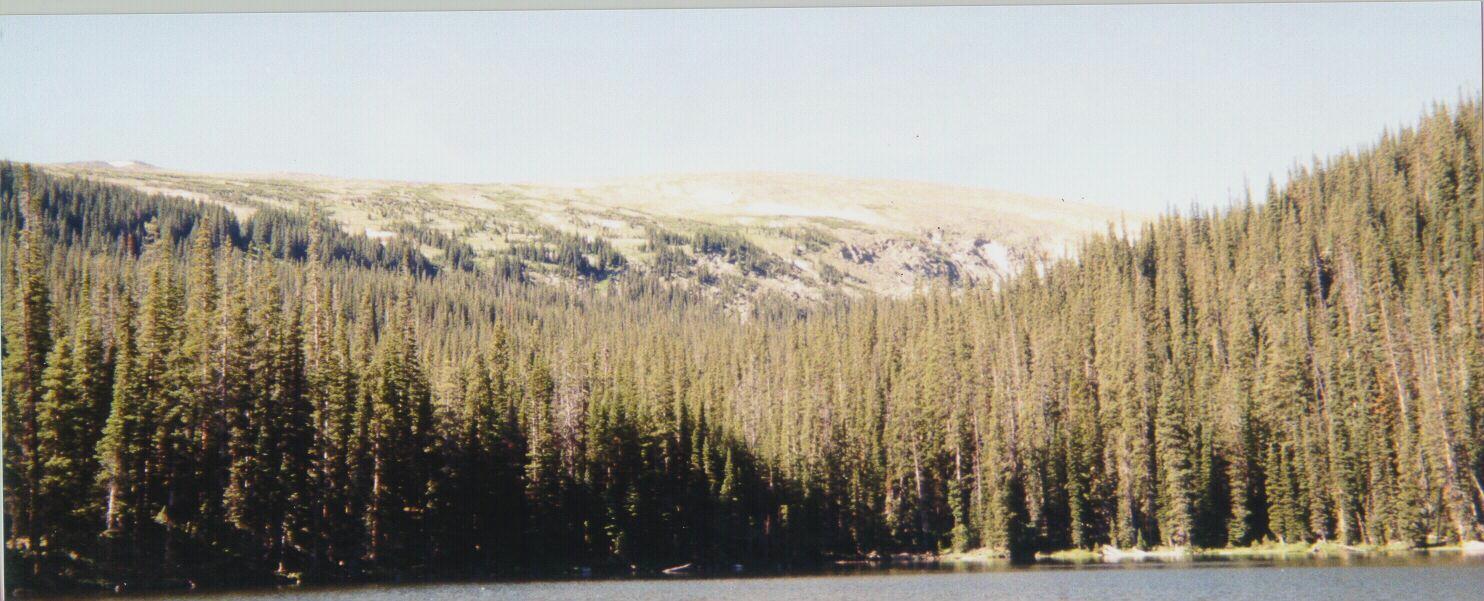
0, 3, 1479, 214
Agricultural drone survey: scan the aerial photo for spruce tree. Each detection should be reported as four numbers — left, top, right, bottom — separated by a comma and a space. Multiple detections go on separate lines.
3, 166, 52, 549
95, 290, 151, 578
35, 283, 110, 552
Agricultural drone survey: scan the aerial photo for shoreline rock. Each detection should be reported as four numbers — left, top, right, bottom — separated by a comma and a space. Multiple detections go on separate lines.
1099, 545, 1190, 562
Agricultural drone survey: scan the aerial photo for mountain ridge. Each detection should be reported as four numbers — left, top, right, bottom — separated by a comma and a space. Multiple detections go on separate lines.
45, 162, 1145, 300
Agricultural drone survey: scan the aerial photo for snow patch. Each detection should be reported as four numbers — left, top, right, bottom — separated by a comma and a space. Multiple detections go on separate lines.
978, 241, 1013, 272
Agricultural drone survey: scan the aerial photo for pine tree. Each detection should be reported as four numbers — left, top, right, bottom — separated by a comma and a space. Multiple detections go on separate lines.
272, 288, 315, 573
95, 290, 152, 578
1156, 368, 1197, 546
316, 292, 360, 568
4, 165, 52, 549
4, 99, 1483, 591
36, 290, 111, 553
223, 263, 273, 561
1225, 390, 1257, 546
180, 219, 222, 544
523, 360, 562, 567
361, 288, 433, 567
132, 221, 195, 574
1000, 464, 1036, 562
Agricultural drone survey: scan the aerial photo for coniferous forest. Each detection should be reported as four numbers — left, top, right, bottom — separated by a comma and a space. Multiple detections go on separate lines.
3, 102, 1482, 593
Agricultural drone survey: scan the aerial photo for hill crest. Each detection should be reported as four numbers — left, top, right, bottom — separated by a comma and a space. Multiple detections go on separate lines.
45, 164, 1143, 300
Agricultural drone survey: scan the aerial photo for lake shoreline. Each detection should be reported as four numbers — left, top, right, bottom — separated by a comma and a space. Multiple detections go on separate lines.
12, 542, 1484, 600
928, 540, 1484, 566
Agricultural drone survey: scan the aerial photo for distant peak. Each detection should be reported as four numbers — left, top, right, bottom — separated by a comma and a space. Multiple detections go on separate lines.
61, 160, 159, 171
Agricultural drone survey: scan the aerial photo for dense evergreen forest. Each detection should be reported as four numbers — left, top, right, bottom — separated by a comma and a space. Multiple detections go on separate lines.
3, 102, 1482, 593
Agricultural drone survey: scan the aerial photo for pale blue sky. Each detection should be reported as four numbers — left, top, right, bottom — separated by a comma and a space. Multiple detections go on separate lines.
1, 3, 1479, 213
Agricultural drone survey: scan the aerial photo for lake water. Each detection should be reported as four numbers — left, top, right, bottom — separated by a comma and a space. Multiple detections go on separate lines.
49, 553, 1484, 600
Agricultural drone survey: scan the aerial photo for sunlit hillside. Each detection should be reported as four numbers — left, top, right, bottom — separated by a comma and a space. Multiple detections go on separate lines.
48, 164, 1139, 300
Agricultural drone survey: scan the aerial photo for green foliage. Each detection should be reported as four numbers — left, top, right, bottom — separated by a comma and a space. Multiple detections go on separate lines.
509, 231, 625, 280
692, 228, 785, 277
3, 100, 1483, 593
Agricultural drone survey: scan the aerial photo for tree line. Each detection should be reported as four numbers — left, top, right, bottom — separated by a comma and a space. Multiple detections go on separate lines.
3, 100, 1482, 593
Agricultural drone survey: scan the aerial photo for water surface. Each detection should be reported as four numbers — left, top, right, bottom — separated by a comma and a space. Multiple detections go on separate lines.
56, 553, 1484, 601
